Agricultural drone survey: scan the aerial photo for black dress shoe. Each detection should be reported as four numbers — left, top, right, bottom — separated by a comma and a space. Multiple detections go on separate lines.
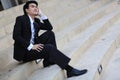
67, 68, 87, 78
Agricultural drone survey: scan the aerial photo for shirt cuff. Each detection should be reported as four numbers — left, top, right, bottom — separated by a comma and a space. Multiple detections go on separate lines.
40, 15, 48, 20
27, 43, 33, 51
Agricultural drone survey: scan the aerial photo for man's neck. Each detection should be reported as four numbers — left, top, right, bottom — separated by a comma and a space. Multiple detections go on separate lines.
28, 14, 35, 20
28, 15, 35, 23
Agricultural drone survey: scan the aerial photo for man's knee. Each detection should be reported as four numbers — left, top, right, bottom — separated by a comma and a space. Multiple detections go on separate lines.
46, 31, 55, 36
42, 44, 56, 56
45, 44, 55, 49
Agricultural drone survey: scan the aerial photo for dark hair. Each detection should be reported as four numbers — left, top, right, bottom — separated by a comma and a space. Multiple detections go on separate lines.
23, 1, 38, 15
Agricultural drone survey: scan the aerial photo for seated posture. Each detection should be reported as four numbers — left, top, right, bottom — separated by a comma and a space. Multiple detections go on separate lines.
12, 1, 87, 78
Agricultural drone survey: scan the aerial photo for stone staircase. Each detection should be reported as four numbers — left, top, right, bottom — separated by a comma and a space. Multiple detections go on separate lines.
0, 0, 120, 80
98, 36, 120, 80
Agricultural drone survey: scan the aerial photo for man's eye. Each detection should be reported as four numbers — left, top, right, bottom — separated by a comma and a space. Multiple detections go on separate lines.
30, 5, 37, 8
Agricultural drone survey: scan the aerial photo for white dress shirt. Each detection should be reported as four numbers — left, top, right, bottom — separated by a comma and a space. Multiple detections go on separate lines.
27, 15, 48, 51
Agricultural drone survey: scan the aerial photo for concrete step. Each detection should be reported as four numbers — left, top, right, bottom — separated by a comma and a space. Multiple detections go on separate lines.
0, 34, 12, 51
41, 0, 91, 21
0, 5, 22, 28
0, 27, 6, 39
61, 5, 120, 64
56, 0, 119, 49
66, 22, 120, 80
43, 0, 113, 21
94, 18, 120, 80
52, 0, 105, 33
99, 46, 120, 80
27, 5, 120, 80
0, 60, 43, 80
94, 26, 120, 79
0, 47, 13, 70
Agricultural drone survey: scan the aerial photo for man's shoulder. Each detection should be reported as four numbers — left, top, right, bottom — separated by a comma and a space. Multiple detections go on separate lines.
16, 15, 23, 18
16, 15, 28, 20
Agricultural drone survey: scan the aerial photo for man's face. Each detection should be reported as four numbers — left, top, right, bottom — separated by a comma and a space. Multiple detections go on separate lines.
26, 3, 39, 16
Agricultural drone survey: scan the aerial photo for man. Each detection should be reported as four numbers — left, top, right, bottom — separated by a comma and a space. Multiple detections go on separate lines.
13, 1, 87, 78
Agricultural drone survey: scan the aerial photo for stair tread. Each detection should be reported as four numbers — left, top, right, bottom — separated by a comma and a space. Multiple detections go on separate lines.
66, 23, 120, 80
100, 46, 120, 80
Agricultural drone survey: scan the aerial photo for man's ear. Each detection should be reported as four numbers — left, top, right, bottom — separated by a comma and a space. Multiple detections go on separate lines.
25, 8, 29, 14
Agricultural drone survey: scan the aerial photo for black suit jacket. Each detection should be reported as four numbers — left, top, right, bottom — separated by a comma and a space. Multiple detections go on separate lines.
13, 15, 53, 61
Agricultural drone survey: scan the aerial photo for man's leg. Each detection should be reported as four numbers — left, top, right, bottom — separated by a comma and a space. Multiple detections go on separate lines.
41, 44, 87, 78
36, 31, 57, 67
23, 44, 70, 69
36, 31, 57, 48
23, 43, 87, 78
41, 44, 70, 69
23, 31, 87, 77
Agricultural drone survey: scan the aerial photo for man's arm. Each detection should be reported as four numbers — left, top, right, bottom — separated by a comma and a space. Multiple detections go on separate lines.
36, 10, 53, 30
13, 16, 30, 49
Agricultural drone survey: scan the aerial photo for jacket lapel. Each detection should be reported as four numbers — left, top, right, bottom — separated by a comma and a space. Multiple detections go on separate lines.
24, 15, 31, 30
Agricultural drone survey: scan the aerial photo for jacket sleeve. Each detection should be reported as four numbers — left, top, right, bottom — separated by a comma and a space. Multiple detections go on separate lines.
13, 16, 30, 49
36, 18, 53, 30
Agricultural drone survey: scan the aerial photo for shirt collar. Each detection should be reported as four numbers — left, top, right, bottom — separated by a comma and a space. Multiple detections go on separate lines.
28, 15, 34, 24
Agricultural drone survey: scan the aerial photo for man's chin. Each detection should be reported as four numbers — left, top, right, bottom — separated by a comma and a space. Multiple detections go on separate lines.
34, 14, 38, 16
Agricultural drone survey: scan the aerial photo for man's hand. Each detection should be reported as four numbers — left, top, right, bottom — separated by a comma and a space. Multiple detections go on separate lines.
32, 44, 44, 52
37, 9, 48, 20
38, 9, 44, 17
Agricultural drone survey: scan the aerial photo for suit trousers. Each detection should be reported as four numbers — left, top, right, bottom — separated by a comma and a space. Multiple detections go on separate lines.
23, 31, 70, 69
